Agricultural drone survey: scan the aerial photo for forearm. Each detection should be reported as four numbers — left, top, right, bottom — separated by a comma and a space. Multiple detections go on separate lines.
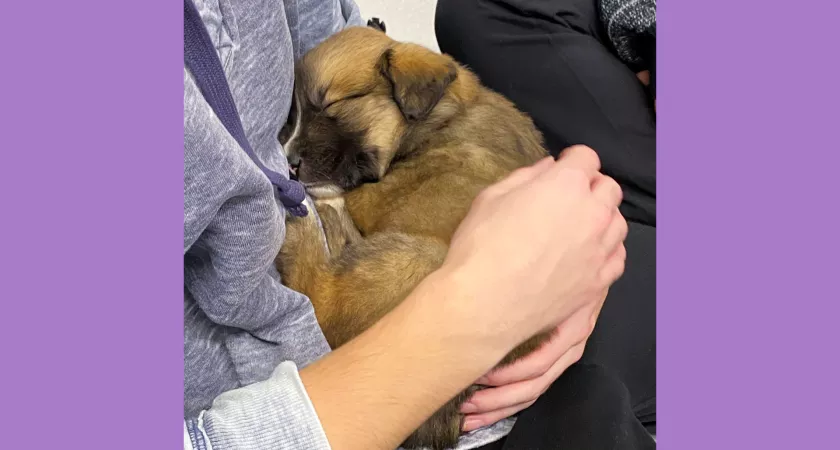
300, 270, 512, 450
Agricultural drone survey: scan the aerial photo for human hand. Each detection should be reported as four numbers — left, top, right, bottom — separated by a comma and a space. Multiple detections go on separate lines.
299, 146, 625, 450
460, 294, 606, 431
441, 145, 627, 353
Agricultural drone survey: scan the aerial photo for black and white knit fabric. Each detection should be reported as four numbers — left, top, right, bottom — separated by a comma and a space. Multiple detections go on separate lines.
600, 0, 656, 92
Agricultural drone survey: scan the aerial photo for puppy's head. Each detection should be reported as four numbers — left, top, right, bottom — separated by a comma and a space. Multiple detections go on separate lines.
281, 26, 462, 197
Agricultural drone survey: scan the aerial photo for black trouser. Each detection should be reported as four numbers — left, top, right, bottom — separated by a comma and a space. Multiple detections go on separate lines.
477, 364, 654, 450
436, 0, 656, 227
435, 0, 656, 448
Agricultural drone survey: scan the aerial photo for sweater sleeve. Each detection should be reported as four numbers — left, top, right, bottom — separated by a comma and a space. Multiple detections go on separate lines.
184, 68, 327, 342
184, 65, 330, 391
185, 361, 331, 450
599, 0, 656, 72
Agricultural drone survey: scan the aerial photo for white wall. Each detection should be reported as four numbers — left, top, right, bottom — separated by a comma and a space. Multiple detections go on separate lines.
354, 0, 439, 52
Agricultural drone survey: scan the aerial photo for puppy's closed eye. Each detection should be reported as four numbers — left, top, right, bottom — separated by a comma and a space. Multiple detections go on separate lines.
323, 92, 370, 112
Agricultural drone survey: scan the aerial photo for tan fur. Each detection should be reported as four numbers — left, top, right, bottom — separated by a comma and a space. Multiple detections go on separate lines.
277, 27, 551, 450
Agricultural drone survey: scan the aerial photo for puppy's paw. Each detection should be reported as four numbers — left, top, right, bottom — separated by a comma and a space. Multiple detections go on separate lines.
367, 17, 386, 33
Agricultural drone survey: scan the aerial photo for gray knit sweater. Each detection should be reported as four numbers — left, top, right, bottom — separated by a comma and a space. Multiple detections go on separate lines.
183, 0, 357, 447
183, 1, 511, 448
600, 0, 656, 93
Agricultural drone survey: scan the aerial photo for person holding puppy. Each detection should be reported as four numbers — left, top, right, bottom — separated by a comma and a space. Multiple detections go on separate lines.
436, 0, 657, 448
184, 0, 634, 449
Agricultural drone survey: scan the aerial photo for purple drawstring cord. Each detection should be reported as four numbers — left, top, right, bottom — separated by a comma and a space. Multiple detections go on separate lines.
184, 0, 307, 217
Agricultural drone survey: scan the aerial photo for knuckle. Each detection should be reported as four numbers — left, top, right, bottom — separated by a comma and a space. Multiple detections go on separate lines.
618, 243, 628, 261
591, 202, 613, 229
479, 374, 497, 386
605, 175, 621, 197
571, 344, 586, 362
616, 258, 627, 277
536, 359, 553, 376
527, 387, 542, 403
471, 397, 487, 410
614, 182, 624, 204
618, 215, 629, 237
599, 262, 619, 286
614, 253, 627, 273
575, 323, 591, 343
570, 167, 591, 184
567, 145, 599, 163
558, 168, 590, 191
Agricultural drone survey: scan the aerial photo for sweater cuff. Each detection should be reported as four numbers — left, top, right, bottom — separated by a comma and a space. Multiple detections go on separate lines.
200, 361, 331, 450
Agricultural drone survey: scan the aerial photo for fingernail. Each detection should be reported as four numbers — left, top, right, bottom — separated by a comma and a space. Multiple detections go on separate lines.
463, 418, 481, 432
460, 402, 478, 413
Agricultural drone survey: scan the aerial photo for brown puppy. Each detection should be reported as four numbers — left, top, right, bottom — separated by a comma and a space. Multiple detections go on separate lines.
277, 26, 551, 450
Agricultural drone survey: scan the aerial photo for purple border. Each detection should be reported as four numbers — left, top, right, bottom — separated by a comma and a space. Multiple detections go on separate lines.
658, 0, 840, 448
2, 1, 184, 448
2, 0, 839, 448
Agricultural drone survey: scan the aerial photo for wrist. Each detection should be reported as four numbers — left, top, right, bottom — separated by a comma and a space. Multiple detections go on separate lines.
428, 263, 530, 354
401, 268, 515, 369
299, 267, 511, 450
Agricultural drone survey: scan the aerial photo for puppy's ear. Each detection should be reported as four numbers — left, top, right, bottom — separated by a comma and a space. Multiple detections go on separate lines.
378, 44, 457, 121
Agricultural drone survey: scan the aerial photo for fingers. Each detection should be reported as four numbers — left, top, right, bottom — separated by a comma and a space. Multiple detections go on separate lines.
484, 145, 607, 200
602, 209, 629, 255
477, 303, 597, 388
486, 156, 555, 195
591, 174, 623, 208
600, 243, 627, 285
462, 340, 588, 431
466, 341, 584, 411
476, 326, 574, 386
591, 175, 626, 267
590, 288, 609, 328
462, 379, 542, 414
554, 145, 601, 178
462, 401, 534, 432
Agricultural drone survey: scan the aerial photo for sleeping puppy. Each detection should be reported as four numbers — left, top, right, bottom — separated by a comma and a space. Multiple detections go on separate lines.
277, 24, 551, 450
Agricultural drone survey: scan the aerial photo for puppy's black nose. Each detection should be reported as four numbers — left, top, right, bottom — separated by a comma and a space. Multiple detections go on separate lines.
288, 154, 302, 181
288, 153, 301, 167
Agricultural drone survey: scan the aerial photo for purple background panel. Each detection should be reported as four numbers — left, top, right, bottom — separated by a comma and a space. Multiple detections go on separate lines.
1, 0, 839, 448
659, 0, 840, 448
1, 1, 184, 448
